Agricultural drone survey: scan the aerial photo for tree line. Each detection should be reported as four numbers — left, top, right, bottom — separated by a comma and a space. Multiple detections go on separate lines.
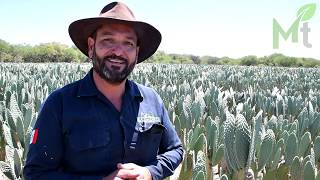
1, 39, 319, 67
147, 51, 320, 67
0, 39, 86, 63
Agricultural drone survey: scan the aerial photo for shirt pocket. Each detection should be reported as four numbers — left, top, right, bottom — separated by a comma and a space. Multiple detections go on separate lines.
133, 122, 166, 163
65, 125, 114, 172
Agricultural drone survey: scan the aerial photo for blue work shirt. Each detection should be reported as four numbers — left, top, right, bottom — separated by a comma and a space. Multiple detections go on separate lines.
24, 69, 183, 180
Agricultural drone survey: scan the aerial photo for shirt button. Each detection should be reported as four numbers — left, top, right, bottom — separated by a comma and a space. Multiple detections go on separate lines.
120, 115, 123, 121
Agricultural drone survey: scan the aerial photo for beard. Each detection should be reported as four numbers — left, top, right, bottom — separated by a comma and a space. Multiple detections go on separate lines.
92, 48, 137, 85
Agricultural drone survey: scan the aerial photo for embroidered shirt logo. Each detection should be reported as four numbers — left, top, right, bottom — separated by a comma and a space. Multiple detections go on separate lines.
137, 113, 161, 124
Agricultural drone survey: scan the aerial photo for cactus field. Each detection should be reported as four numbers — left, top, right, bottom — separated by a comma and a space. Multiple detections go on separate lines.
0, 63, 320, 180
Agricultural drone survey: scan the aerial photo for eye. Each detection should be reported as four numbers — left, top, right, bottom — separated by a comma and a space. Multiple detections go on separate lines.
124, 41, 135, 47
102, 38, 113, 43
101, 38, 115, 47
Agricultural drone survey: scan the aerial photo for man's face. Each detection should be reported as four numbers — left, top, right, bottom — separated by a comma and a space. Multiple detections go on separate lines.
88, 23, 139, 84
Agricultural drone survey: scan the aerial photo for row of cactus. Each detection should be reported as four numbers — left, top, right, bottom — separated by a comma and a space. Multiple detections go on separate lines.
0, 63, 90, 179
0, 92, 37, 179
0, 63, 320, 179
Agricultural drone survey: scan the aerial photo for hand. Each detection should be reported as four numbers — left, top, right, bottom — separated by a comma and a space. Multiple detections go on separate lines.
117, 163, 152, 180
102, 168, 139, 180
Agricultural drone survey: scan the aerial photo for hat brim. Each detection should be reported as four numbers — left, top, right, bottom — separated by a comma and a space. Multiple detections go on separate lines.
69, 18, 161, 63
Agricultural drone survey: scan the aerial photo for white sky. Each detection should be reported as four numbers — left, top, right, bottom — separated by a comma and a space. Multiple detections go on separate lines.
0, 0, 319, 59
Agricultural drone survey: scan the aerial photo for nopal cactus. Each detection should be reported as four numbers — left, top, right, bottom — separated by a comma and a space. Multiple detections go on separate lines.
234, 114, 251, 169
192, 151, 207, 180
303, 161, 315, 180
285, 132, 298, 165
314, 136, 320, 163
224, 110, 251, 179
299, 131, 311, 157
290, 156, 302, 180
223, 111, 238, 172
257, 129, 275, 171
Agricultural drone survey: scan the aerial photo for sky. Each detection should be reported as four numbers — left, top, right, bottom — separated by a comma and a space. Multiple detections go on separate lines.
0, 0, 319, 59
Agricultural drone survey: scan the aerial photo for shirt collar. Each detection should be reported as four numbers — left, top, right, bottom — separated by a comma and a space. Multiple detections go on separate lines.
77, 68, 143, 101
126, 79, 144, 102
77, 68, 99, 97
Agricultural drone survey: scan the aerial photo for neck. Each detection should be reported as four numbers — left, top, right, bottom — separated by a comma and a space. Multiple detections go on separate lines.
92, 70, 126, 111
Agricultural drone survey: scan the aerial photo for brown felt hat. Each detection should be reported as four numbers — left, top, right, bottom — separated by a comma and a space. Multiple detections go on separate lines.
69, 1, 161, 63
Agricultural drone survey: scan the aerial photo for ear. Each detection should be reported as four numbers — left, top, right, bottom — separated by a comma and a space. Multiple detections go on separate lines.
87, 37, 95, 58
135, 46, 140, 61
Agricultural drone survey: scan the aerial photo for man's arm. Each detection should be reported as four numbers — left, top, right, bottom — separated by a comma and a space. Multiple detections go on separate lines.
23, 91, 103, 180
145, 99, 184, 180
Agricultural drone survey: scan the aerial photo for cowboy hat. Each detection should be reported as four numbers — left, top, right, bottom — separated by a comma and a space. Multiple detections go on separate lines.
69, 1, 161, 63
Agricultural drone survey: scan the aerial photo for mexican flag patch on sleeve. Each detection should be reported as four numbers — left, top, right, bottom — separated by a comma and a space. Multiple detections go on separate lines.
30, 129, 39, 144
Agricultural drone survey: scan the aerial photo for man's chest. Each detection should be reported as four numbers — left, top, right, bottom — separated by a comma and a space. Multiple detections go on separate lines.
59, 96, 165, 173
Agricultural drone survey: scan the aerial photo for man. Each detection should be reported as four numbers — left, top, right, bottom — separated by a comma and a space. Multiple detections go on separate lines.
24, 2, 183, 180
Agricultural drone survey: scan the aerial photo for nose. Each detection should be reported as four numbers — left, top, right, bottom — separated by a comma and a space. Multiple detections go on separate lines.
109, 44, 125, 57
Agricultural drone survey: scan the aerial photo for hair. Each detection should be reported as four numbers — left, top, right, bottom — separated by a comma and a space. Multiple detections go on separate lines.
90, 29, 98, 40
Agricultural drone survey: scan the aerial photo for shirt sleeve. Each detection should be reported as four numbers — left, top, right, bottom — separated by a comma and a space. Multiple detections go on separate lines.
145, 96, 184, 180
23, 91, 103, 180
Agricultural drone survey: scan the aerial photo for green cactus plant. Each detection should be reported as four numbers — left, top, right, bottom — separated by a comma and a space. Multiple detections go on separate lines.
267, 116, 278, 136
188, 124, 206, 153
313, 136, 320, 163
0, 161, 14, 180
223, 111, 238, 172
1, 60, 320, 180
310, 113, 320, 139
13, 148, 22, 178
310, 147, 316, 168
302, 155, 311, 167
280, 130, 289, 145
270, 146, 281, 170
234, 114, 251, 169
212, 144, 224, 165
299, 131, 311, 157
303, 161, 315, 180
298, 107, 309, 138
192, 151, 207, 180
289, 120, 298, 136
253, 110, 264, 159
257, 129, 275, 171
285, 132, 298, 165
206, 116, 219, 164
290, 156, 302, 180
220, 174, 229, 180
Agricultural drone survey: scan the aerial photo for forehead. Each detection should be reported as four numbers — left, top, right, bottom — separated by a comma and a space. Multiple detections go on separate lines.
96, 23, 137, 40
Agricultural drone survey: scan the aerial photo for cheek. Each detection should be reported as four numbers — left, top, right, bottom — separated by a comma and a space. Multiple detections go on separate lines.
94, 49, 108, 60
130, 50, 139, 62
128, 55, 137, 65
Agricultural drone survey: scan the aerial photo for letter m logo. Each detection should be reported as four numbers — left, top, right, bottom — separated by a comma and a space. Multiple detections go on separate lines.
273, 18, 299, 49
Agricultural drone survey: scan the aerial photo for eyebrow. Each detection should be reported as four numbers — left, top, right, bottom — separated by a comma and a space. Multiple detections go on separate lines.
100, 31, 137, 41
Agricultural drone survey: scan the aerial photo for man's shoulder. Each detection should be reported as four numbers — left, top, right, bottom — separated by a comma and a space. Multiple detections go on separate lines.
54, 79, 81, 96
46, 79, 81, 102
130, 81, 163, 104
132, 81, 158, 97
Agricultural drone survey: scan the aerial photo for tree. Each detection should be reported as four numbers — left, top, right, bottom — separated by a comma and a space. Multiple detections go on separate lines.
200, 56, 219, 64
191, 55, 200, 64
240, 55, 258, 66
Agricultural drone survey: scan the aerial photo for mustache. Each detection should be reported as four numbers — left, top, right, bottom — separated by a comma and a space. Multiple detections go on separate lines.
104, 54, 128, 62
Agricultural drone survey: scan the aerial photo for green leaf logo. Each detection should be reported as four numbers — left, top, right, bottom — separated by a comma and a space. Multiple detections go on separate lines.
296, 3, 317, 22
